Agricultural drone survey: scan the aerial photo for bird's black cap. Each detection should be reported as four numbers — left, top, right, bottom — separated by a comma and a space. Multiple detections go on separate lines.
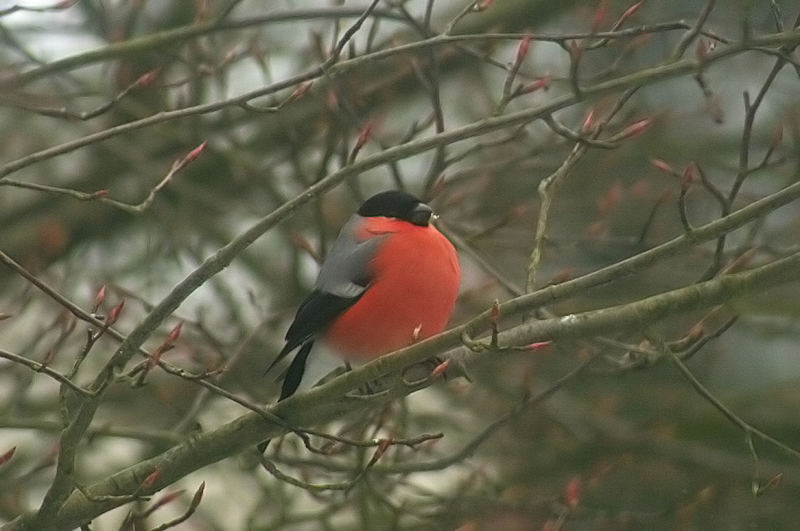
358, 190, 432, 226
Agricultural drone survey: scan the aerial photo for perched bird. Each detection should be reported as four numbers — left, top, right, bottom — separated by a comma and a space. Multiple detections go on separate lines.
266, 190, 461, 401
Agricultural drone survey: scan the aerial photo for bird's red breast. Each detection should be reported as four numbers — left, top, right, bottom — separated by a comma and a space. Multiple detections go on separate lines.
324, 216, 460, 360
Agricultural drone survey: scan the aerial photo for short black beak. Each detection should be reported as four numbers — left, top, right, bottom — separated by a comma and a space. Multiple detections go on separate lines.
409, 203, 433, 226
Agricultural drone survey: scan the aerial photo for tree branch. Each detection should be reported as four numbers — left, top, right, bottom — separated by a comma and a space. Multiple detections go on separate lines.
2, 28, 798, 181
5, 250, 800, 530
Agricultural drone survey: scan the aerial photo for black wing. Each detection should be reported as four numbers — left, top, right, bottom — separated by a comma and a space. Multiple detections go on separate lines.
264, 290, 362, 375
265, 215, 382, 397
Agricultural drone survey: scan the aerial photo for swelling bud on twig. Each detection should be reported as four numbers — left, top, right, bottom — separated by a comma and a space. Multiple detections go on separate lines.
0, 446, 16, 467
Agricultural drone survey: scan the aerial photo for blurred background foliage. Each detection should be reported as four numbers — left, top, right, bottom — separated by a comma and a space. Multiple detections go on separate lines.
1, 0, 800, 529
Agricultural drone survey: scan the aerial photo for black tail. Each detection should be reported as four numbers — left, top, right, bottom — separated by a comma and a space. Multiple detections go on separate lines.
279, 341, 313, 400
257, 438, 270, 453
258, 342, 314, 453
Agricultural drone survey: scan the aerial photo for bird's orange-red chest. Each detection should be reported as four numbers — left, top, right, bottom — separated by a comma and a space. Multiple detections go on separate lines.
324, 217, 460, 360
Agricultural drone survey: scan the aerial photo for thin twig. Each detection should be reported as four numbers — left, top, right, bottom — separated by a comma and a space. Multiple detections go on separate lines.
542, 114, 618, 149
657, 335, 800, 461
332, 0, 380, 61
10, 250, 800, 529
22, 39, 800, 523
526, 87, 639, 292
1, 142, 205, 213
0, 349, 93, 398
376, 354, 597, 473
670, 0, 718, 61
149, 483, 205, 531
0, 0, 77, 18
4, 27, 797, 181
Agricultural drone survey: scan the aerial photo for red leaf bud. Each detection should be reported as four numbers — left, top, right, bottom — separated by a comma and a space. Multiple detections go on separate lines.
516, 35, 532, 62
0, 447, 16, 466
184, 141, 207, 164
106, 299, 125, 326
431, 359, 451, 378
189, 482, 206, 510
134, 70, 159, 88
93, 285, 106, 312
620, 1, 644, 23
142, 468, 160, 488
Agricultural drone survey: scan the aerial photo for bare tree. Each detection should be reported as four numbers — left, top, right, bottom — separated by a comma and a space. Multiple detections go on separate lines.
1, 1, 800, 529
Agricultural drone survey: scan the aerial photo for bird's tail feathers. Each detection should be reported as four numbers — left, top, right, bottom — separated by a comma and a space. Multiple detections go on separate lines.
279, 341, 314, 400
264, 341, 296, 375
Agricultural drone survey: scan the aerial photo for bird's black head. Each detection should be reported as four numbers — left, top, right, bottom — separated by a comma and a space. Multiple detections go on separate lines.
358, 190, 433, 226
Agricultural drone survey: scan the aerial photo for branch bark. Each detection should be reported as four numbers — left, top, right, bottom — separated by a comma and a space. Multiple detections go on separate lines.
5, 250, 800, 530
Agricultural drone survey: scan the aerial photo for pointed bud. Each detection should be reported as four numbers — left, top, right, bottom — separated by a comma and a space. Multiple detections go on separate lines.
189, 482, 206, 510
363, 438, 393, 469
570, 40, 583, 62
148, 490, 186, 513
148, 347, 166, 369
374, 438, 392, 461
649, 158, 677, 176
92, 285, 106, 312
106, 299, 125, 326
615, 118, 652, 140
620, 1, 644, 22
686, 323, 705, 344
431, 359, 451, 378
134, 70, 159, 88
326, 90, 339, 111
519, 75, 551, 94
166, 322, 183, 345
142, 469, 161, 488
0, 446, 16, 466
350, 119, 380, 162
184, 141, 207, 164
549, 268, 575, 285
473, 0, 493, 11
41, 349, 57, 367
581, 108, 595, 132
0, 313, 11, 321
564, 476, 582, 509
592, 0, 608, 32
490, 300, 500, 328
516, 35, 532, 62
147, 322, 183, 368
355, 120, 376, 153
681, 163, 695, 190
525, 341, 551, 351
89, 189, 109, 199
759, 473, 783, 495
288, 82, 312, 102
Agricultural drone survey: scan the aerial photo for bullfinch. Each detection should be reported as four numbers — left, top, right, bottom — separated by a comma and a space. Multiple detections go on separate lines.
266, 190, 460, 401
